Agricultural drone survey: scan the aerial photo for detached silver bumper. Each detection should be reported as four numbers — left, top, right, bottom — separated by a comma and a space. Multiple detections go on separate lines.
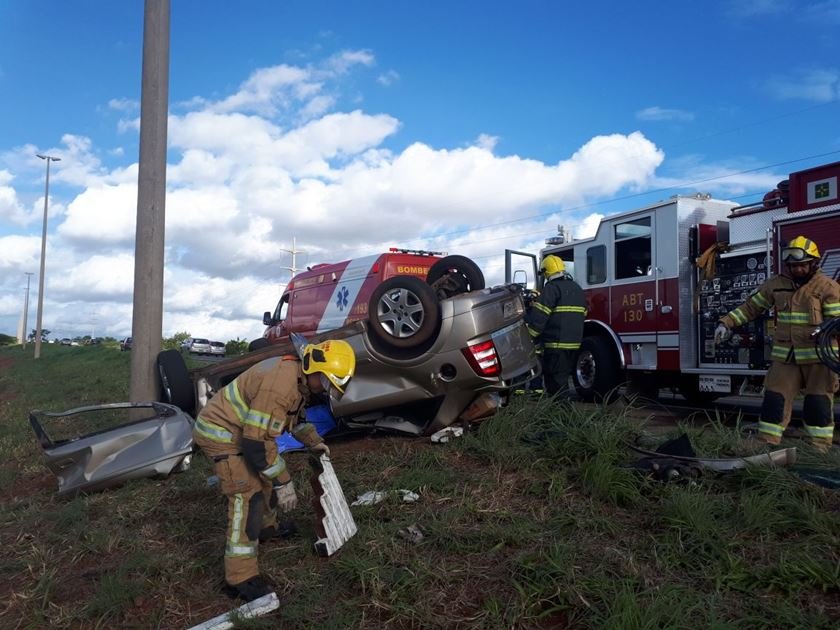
30, 402, 195, 496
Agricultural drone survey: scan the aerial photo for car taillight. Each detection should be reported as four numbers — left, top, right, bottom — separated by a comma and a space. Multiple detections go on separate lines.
462, 339, 501, 377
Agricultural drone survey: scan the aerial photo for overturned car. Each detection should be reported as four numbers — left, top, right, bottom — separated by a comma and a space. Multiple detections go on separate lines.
161, 259, 540, 436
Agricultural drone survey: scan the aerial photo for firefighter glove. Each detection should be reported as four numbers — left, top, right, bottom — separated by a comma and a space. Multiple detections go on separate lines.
714, 323, 730, 345
274, 480, 297, 512
309, 442, 331, 458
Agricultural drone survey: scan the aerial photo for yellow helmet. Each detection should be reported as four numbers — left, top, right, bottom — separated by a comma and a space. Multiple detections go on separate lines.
540, 255, 565, 276
782, 236, 820, 262
297, 337, 356, 393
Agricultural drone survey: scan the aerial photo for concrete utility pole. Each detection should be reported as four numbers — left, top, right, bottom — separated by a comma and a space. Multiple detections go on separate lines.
130, 0, 170, 403
22, 272, 33, 349
34, 154, 60, 359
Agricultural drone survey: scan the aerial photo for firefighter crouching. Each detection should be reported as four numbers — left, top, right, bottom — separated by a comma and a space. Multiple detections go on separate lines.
525, 255, 587, 398
193, 337, 356, 601
715, 236, 840, 451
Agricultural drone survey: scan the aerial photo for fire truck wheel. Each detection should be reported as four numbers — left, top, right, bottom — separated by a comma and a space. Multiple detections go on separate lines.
248, 337, 270, 352
368, 276, 441, 351
157, 349, 195, 415
573, 336, 620, 402
426, 255, 485, 299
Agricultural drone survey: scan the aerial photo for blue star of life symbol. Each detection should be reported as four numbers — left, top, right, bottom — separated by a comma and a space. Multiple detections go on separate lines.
336, 286, 349, 311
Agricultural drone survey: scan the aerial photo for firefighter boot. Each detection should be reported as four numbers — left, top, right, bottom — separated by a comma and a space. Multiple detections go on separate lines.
223, 575, 273, 602
802, 368, 837, 453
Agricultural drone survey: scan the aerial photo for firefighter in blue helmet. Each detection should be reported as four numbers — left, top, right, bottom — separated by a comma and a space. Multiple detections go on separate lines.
525, 255, 587, 398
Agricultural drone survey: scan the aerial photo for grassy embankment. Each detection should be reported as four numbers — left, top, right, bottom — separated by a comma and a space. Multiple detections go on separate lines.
0, 343, 839, 629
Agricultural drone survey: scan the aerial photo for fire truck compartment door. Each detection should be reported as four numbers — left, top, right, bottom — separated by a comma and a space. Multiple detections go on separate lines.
504, 249, 538, 289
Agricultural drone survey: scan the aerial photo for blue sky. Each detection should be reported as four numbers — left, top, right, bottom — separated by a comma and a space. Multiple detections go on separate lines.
1, 0, 839, 341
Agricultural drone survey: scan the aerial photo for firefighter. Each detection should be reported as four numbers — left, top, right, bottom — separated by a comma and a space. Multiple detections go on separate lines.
525, 255, 587, 398
715, 236, 840, 451
193, 337, 356, 601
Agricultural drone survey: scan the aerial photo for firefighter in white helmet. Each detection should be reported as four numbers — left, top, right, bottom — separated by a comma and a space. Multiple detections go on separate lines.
715, 236, 840, 451
525, 255, 587, 398
193, 335, 356, 601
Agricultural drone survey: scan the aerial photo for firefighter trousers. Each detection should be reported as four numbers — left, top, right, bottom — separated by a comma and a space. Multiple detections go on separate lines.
543, 350, 576, 399
194, 433, 279, 586
760, 361, 838, 449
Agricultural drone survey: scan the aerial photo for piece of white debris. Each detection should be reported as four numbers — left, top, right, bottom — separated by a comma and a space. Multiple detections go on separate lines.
351, 490, 387, 506
398, 489, 420, 503
430, 426, 464, 443
187, 592, 279, 630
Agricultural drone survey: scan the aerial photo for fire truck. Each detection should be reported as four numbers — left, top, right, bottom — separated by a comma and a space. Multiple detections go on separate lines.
506, 161, 840, 403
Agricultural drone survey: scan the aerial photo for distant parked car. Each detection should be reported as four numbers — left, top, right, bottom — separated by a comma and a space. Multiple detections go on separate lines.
120, 337, 133, 352
187, 338, 212, 355
209, 341, 226, 357
60, 338, 72, 346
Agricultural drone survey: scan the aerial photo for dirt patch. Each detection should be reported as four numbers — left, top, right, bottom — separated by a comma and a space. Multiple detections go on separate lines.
330, 431, 433, 456
0, 471, 55, 502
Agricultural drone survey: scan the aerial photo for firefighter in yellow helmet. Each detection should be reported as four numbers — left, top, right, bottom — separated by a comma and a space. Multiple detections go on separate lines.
193, 335, 356, 601
525, 255, 587, 398
715, 236, 840, 451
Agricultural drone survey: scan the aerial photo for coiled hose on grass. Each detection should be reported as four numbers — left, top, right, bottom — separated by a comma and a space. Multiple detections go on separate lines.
816, 316, 840, 375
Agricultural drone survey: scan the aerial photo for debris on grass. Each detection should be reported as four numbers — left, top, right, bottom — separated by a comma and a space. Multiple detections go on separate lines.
351, 491, 387, 506
398, 489, 419, 502
186, 592, 279, 630
430, 426, 464, 443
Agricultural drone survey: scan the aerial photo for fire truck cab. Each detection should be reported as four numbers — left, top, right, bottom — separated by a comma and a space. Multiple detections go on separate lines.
507, 160, 840, 403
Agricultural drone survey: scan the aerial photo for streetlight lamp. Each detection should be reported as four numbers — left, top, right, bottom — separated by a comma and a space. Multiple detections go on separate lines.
34, 153, 61, 359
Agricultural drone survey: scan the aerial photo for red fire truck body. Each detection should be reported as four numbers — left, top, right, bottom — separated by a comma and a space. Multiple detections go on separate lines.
507, 161, 840, 402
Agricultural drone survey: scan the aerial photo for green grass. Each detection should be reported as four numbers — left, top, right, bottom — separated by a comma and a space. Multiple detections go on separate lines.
1, 345, 839, 628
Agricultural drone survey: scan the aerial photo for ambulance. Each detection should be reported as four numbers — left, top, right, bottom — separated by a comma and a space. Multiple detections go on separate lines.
258, 249, 485, 354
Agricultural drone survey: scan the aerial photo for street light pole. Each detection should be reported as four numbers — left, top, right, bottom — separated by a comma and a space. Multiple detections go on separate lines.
22, 272, 33, 349
34, 154, 60, 359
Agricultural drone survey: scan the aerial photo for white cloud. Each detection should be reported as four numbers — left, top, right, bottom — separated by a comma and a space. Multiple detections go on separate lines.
475, 134, 499, 151
727, 0, 791, 18
377, 70, 400, 86
324, 50, 375, 74
0, 235, 42, 270
766, 68, 840, 102
636, 106, 695, 122
575, 213, 605, 239
0, 53, 674, 341
108, 98, 139, 112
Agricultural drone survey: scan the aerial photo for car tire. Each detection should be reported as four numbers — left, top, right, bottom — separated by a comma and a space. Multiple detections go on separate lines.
248, 337, 270, 352
573, 336, 621, 402
157, 349, 195, 415
426, 255, 485, 299
368, 276, 440, 350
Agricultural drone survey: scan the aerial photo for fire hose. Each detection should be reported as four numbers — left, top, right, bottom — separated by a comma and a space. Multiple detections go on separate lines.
815, 317, 840, 376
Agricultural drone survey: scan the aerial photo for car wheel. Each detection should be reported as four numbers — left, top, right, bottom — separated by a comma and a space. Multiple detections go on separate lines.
368, 276, 440, 350
157, 349, 195, 415
573, 336, 621, 402
248, 337, 270, 352
426, 255, 485, 299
